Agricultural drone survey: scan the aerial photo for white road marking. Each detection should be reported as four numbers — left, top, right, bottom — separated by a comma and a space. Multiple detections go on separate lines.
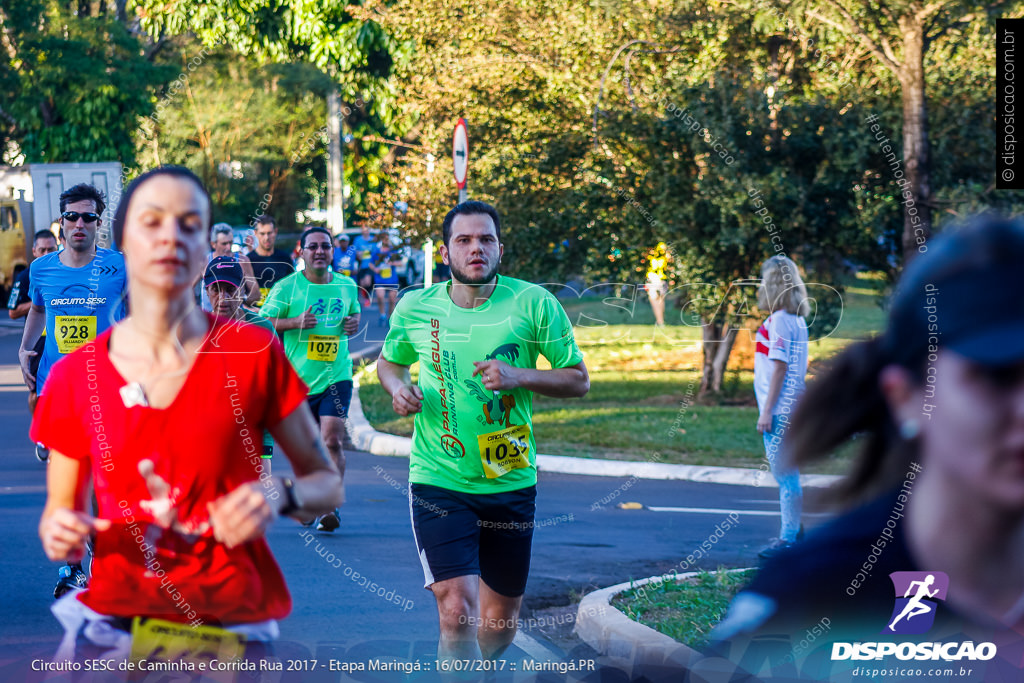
0, 486, 46, 494
646, 506, 830, 517
512, 631, 560, 663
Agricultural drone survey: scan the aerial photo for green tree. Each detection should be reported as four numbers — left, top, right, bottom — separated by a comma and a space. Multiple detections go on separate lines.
379, 0, 1011, 393
137, 51, 334, 229
784, 0, 1021, 260
1, 0, 173, 163
380, 0, 889, 392
130, 0, 413, 221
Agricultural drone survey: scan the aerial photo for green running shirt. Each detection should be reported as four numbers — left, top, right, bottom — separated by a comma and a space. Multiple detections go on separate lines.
259, 271, 361, 394
382, 275, 584, 493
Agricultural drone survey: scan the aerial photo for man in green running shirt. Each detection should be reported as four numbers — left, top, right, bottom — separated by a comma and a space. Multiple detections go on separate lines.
260, 227, 360, 532
377, 201, 589, 665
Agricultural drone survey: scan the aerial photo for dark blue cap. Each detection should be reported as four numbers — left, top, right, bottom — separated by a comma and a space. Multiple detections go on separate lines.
203, 255, 243, 289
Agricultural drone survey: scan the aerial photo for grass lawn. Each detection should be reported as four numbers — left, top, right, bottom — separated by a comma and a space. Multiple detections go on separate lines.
612, 569, 757, 651
357, 272, 886, 474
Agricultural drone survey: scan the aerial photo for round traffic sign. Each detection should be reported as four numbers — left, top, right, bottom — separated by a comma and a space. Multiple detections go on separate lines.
453, 118, 469, 188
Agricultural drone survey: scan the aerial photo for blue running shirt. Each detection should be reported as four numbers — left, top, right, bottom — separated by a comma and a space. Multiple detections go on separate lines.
30, 248, 128, 394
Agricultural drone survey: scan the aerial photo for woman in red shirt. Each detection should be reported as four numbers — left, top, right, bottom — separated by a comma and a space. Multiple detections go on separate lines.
34, 166, 343, 665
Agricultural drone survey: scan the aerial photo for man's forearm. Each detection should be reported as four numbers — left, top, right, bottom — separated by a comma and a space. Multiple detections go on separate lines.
377, 358, 412, 397
9, 302, 30, 319
239, 259, 260, 306
267, 315, 300, 332
514, 364, 589, 398
243, 279, 260, 306
20, 306, 45, 352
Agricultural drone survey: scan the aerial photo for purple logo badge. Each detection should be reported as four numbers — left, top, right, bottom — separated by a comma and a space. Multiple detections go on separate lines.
882, 571, 949, 635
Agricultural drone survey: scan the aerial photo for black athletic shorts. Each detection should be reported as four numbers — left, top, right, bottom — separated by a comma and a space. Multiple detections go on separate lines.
306, 380, 353, 422
356, 267, 375, 287
409, 482, 536, 597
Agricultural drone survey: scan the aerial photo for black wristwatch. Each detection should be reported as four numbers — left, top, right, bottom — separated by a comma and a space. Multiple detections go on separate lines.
278, 477, 301, 516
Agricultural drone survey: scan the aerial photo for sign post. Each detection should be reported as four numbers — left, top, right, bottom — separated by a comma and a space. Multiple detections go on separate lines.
453, 118, 469, 203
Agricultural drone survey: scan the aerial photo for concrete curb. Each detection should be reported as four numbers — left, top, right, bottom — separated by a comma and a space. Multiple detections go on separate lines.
573, 572, 707, 678
347, 365, 841, 488
574, 568, 755, 679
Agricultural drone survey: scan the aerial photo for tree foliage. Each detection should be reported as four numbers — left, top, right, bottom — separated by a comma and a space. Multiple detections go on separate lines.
137, 51, 332, 229
374, 0, 1009, 393
1, 0, 173, 164
784, 0, 1022, 259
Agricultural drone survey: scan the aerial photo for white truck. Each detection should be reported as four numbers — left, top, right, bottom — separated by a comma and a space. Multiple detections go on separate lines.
0, 162, 122, 301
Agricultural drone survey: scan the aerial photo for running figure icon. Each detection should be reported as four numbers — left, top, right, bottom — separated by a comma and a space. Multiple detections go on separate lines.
888, 574, 940, 631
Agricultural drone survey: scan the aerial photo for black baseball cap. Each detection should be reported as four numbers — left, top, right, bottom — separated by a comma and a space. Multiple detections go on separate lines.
203, 256, 243, 289
882, 216, 1024, 367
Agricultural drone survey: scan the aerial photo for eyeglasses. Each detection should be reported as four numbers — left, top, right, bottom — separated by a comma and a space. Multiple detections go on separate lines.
62, 211, 100, 223
304, 243, 332, 251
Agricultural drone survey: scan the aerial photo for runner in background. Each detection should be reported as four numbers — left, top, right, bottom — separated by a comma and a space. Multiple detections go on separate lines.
644, 242, 669, 326
199, 223, 258, 311
260, 227, 360, 532
34, 166, 342, 671
8, 229, 58, 420
333, 233, 357, 278
377, 200, 589, 669
370, 232, 400, 326
205, 255, 276, 469
247, 215, 295, 307
433, 240, 450, 283
352, 224, 376, 307
17, 183, 128, 597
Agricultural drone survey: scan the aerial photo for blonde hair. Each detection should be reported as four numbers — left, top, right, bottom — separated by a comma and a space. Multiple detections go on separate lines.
758, 255, 810, 317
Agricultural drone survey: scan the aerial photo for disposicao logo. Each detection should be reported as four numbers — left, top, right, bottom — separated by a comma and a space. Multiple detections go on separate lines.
831, 571, 997, 663
883, 571, 948, 635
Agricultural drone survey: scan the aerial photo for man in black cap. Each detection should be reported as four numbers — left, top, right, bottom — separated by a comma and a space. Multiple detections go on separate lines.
205, 255, 276, 334
204, 256, 276, 465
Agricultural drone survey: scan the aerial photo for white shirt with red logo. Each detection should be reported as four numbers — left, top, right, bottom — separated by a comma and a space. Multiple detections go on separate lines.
753, 311, 809, 416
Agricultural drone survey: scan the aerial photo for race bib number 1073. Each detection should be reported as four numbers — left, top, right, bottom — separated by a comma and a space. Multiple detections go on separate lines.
306, 334, 340, 362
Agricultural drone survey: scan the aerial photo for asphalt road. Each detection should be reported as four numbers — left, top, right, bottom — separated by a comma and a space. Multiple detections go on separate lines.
0, 313, 826, 682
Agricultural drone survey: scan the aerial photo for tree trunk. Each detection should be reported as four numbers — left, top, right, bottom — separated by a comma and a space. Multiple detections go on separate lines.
700, 321, 739, 395
899, 18, 931, 262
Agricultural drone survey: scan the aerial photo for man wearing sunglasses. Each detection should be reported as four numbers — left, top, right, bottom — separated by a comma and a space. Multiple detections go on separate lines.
260, 227, 360, 532
17, 183, 128, 597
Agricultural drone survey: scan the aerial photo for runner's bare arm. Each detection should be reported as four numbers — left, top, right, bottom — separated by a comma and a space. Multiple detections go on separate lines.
472, 360, 589, 398
18, 304, 46, 389
343, 313, 360, 336
377, 357, 423, 416
237, 254, 260, 306
39, 451, 110, 562
9, 301, 31, 319
209, 405, 342, 546
269, 404, 343, 510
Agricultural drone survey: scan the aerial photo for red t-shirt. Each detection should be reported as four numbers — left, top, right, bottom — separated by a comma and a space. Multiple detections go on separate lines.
31, 313, 309, 625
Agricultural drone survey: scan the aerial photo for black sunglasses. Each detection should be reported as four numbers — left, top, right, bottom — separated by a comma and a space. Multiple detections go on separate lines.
61, 211, 100, 223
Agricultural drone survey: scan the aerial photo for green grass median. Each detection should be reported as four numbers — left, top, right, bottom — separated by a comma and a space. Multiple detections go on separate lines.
357, 273, 885, 474
612, 569, 757, 650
